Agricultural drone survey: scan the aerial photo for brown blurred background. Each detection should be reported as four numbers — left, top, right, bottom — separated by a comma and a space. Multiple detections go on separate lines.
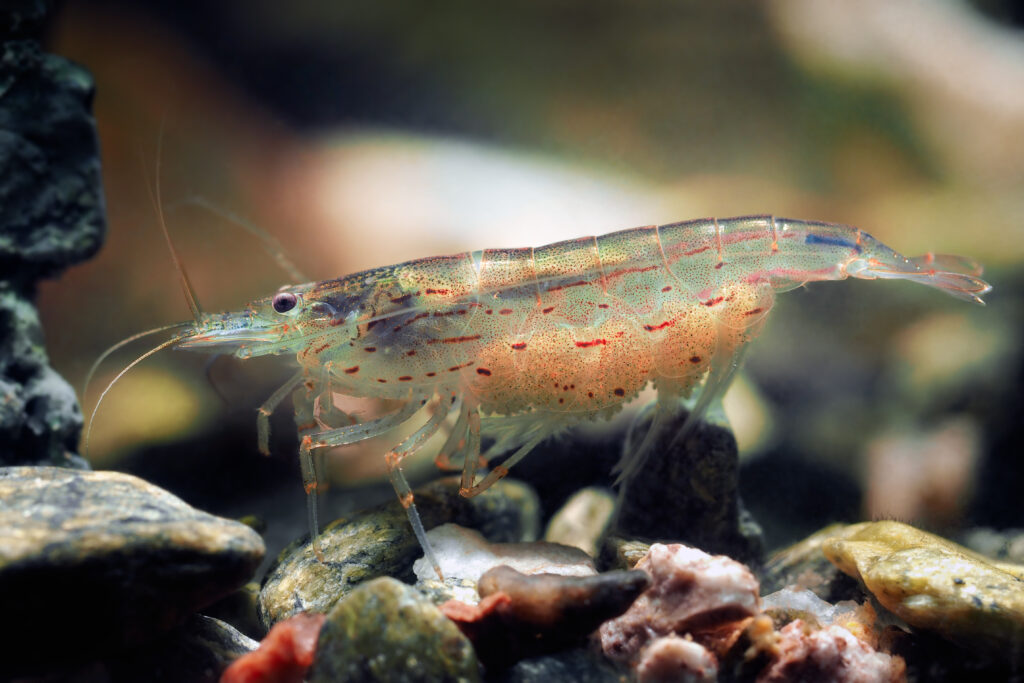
36, 0, 1024, 549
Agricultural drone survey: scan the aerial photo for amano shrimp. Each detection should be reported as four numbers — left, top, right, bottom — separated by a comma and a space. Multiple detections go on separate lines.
94, 215, 991, 575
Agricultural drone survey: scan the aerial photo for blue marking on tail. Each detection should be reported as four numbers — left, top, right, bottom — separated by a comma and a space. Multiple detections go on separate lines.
805, 234, 862, 253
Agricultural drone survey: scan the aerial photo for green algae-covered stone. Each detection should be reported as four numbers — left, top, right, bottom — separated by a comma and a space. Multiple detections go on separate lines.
824, 521, 1024, 660
309, 577, 480, 683
259, 477, 539, 626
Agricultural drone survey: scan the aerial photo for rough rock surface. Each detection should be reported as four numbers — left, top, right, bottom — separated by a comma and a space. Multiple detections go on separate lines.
599, 543, 760, 662
0, 7, 106, 467
612, 408, 763, 564
758, 620, 905, 683
259, 477, 539, 625
309, 577, 480, 683
0, 466, 265, 675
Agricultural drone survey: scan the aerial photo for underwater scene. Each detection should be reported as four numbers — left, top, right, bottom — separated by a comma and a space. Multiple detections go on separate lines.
4, 1, 1024, 680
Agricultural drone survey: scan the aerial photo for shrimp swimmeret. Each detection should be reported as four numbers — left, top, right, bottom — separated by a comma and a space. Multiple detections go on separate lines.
91, 215, 991, 576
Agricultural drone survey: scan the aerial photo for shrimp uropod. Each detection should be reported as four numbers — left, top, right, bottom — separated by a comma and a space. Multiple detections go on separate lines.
114, 215, 992, 576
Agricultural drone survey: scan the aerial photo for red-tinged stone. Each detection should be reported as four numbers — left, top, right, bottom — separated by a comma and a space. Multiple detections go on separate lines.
442, 565, 650, 668
599, 543, 760, 663
220, 612, 326, 683
758, 620, 906, 683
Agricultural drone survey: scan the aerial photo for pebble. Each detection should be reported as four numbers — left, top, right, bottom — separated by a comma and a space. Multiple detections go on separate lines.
635, 634, 718, 683
259, 477, 539, 626
758, 620, 905, 682
612, 407, 763, 564
412, 524, 596, 583
488, 648, 622, 683
106, 614, 259, 683
823, 520, 1024, 661
308, 576, 480, 683
222, 612, 326, 683
599, 543, 760, 663
543, 486, 615, 557
442, 565, 649, 668
0, 466, 264, 676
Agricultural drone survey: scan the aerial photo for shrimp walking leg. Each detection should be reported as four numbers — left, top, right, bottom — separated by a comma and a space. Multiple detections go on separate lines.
434, 400, 470, 471
298, 393, 425, 557
458, 405, 483, 496
385, 395, 459, 578
460, 428, 549, 496
256, 371, 306, 455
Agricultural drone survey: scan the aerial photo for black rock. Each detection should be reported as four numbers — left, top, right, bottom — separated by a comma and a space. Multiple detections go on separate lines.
611, 408, 764, 565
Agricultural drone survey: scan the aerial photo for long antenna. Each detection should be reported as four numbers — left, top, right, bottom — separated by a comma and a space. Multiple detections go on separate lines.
143, 119, 204, 323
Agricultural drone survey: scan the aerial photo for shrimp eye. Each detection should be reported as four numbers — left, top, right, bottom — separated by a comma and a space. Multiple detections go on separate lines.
272, 292, 297, 313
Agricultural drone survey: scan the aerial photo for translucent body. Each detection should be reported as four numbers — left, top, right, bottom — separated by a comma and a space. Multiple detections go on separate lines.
172, 215, 990, 573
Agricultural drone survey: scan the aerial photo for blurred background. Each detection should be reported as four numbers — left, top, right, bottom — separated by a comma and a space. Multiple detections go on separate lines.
36, 0, 1024, 553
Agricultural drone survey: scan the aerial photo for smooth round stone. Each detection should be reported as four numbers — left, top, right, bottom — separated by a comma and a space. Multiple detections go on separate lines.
824, 520, 1024, 660
0, 466, 265, 675
309, 577, 480, 683
260, 477, 539, 626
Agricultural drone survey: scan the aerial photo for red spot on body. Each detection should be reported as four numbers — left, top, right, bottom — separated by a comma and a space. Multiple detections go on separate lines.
344, 366, 359, 374
542, 306, 555, 314
613, 388, 625, 397
407, 350, 416, 356
545, 279, 591, 293
377, 378, 387, 383
643, 320, 674, 332
476, 368, 492, 376
662, 286, 672, 292
690, 356, 702, 363
702, 296, 724, 307
511, 342, 527, 350
456, 309, 467, 315
745, 307, 764, 316
364, 346, 377, 352
428, 334, 482, 345
588, 391, 594, 398
499, 308, 513, 315
314, 343, 329, 353
485, 309, 493, 315
426, 372, 436, 377
715, 262, 724, 270
425, 288, 450, 295
598, 303, 610, 309
398, 376, 413, 381
575, 339, 607, 348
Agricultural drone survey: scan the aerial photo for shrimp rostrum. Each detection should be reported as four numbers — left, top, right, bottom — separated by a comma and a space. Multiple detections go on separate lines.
101, 215, 991, 575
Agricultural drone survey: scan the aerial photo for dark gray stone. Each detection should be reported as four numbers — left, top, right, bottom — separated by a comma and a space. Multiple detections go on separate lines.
260, 477, 539, 626
0, 466, 265, 676
0, 22, 106, 468
0, 40, 105, 282
0, 286, 86, 467
105, 614, 259, 683
309, 577, 481, 683
491, 648, 623, 683
611, 408, 763, 565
